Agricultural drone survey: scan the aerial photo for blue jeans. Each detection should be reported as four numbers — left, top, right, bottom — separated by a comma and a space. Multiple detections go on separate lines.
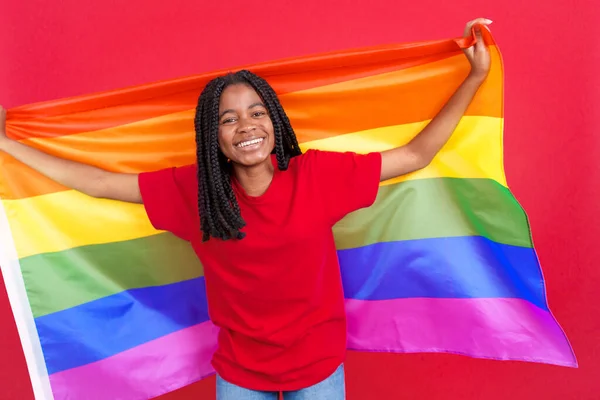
216, 364, 346, 400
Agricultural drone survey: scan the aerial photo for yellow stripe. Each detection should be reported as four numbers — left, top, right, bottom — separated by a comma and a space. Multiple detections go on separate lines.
4, 115, 504, 259
301, 115, 506, 187
4, 196, 157, 259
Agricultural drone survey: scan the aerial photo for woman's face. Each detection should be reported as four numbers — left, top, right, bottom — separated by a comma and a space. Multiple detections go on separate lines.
217, 83, 275, 168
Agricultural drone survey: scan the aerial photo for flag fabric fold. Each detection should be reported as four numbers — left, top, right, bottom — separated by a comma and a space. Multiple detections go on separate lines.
0, 28, 576, 400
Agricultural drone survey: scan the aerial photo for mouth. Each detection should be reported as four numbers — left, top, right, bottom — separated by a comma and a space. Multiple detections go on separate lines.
235, 137, 265, 150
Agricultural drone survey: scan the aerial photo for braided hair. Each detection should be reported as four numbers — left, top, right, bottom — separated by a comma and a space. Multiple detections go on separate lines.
194, 70, 302, 242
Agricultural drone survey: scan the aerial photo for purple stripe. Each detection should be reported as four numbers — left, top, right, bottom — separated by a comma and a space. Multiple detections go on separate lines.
346, 297, 576, 367
48, 298, 575, 399
48, 321, 219, 400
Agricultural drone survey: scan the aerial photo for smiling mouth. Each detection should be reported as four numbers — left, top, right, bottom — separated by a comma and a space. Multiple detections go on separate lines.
236, 137, 264, 148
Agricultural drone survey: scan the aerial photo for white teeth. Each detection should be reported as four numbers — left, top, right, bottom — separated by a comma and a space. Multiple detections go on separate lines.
236, 138, 264, 148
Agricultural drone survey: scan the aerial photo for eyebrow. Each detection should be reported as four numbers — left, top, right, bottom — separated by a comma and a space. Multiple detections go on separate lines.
219, 102, 265, 119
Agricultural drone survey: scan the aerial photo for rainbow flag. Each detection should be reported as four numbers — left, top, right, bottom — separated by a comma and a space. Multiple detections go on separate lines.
0, 28, 575, 400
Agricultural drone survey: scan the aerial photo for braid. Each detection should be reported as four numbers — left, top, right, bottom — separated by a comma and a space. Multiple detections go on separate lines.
194, 70, 302, 241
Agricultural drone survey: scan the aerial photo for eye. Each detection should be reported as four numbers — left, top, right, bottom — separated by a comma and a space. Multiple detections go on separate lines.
252, 110, 267, 118
221, 117, 236, 124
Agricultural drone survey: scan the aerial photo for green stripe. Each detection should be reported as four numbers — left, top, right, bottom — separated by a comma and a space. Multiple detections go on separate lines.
22, 177, 530, 318
21, 233, 202, 317
334, 177, 532, 250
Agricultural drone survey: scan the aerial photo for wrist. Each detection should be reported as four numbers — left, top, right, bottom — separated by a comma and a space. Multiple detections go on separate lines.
467, 70, 488, 85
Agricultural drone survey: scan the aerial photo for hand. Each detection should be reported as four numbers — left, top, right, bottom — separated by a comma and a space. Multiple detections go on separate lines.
462, 18, 492, 81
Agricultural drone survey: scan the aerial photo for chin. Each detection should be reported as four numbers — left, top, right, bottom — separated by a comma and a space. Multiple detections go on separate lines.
234, 150, 272, 167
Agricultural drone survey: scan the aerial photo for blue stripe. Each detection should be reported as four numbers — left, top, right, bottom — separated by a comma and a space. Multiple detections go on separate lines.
339, 236, 546, 309
38, 235, 546, 375
38, 278, 209, 375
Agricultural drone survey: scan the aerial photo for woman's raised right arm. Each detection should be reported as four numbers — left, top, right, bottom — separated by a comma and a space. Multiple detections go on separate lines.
0, 106, 142, 203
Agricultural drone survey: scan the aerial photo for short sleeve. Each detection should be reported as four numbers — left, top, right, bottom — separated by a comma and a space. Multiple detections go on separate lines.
138, 164, 198, 241
304, 150, 382, 224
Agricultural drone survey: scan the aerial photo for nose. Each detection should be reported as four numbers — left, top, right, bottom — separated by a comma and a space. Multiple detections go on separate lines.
237, 117, 257, 134
239, 125, 256, 133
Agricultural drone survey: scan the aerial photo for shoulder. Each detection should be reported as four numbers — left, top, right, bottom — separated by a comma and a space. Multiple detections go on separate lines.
139, 164, 198, 202
288, 150, 382, 223
137, 164, 199, 240
290, 149, 381, 174
290, 149, 345, 169
173, 164, 198, 186
140, 164, 197, 185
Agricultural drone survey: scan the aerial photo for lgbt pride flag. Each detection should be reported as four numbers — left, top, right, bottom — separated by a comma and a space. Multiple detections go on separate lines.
0, 28, 575, 400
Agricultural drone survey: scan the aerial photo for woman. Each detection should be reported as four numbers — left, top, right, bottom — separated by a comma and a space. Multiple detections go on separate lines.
0, 18, 492, 400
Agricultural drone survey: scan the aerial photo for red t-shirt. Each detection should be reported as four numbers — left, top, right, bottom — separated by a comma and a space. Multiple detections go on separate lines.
138, 149, 381, 391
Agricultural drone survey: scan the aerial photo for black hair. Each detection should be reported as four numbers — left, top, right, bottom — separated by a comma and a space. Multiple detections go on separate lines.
194, 70, 302, 242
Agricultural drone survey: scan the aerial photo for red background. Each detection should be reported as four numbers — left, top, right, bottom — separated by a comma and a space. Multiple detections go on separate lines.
1, 1, 598, 399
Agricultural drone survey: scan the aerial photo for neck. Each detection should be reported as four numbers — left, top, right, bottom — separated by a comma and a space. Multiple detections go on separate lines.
232, 157, 275, 196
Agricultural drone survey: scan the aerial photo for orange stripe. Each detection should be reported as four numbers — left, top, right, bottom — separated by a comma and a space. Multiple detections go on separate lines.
5, 29, 495, 141
1, 46, 502, 200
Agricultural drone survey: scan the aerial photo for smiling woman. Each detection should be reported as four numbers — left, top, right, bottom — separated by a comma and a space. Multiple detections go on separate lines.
0, 18, 499, 400
193, 71, 302, 242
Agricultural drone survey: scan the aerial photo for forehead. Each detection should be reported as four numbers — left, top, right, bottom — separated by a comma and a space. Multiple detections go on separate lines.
219, 84, 263, 111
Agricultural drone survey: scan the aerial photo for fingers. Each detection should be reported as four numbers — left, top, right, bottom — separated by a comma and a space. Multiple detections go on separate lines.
0, 107, 6, 132
464, 17, 493, 37
474, 25, 485, 51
